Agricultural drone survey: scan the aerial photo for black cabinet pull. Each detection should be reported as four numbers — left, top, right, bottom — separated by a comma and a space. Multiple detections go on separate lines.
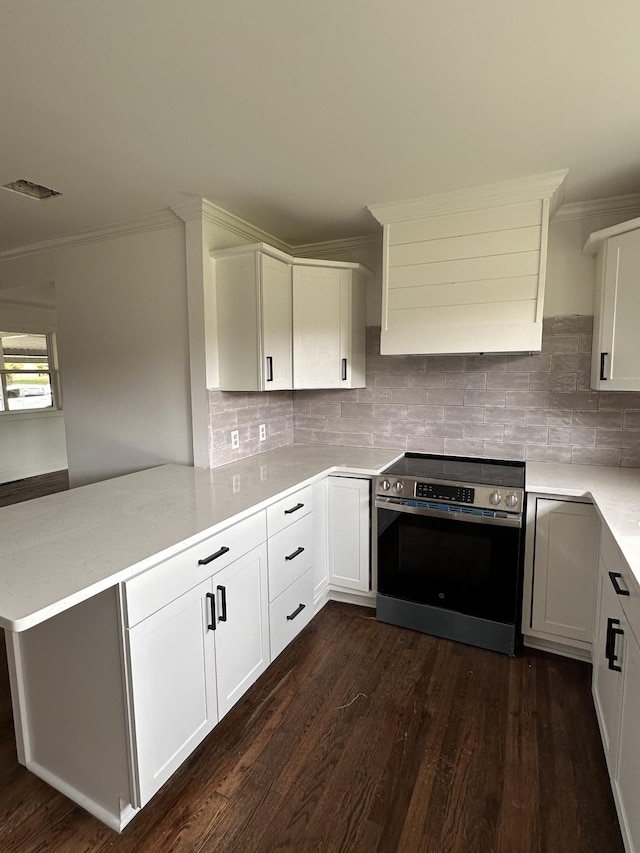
217, 585, 227, 622
286, 603, 306, 621
285, 546, 305, 561
284, 502, 304, 515
266, 356, 274, 382
609, 571, 630, 596
198, 546, 229, 566
341, 358, 347, 381
206, 592, 216, 631
606, 617, 623, 672
600, 352, 608, 381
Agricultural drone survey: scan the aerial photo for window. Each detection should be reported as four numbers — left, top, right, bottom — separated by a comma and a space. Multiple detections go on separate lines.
0, 331, 60, 413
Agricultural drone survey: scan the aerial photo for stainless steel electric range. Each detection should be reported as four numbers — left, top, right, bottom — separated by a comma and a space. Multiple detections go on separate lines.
373, 453, 526, 655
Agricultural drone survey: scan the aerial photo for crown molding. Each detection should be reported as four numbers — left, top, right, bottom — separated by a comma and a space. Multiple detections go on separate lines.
291, 232, 381, 259
368, 170, 569, 225
582, 214, 640, 254
0, 210, 182, 261
171, 197, 290, 253
555, 193, 640, 222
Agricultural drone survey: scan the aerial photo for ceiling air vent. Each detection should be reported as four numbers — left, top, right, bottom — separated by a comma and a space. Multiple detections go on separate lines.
2, 179, 61, 200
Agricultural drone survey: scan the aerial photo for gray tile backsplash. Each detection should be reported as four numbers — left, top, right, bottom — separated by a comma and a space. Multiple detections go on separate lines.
208, 317, 640, 468
291, 317, 640, 467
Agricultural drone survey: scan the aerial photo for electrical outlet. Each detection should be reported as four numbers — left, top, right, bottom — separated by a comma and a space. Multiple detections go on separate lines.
260, 464, 267, 482
232, 474, 240, 493
231, 429, 239, 449
259, 423, 266, 441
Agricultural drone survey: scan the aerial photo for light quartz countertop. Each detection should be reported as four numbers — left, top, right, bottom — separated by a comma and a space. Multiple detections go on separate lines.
0, 445, 400, 633
527, 461, 640, 591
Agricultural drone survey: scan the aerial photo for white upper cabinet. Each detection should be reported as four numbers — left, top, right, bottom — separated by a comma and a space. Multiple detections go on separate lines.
213, 244, 293, 391
368, 170, 568, 356
212, 243, 370, 391
584, 219, 640, 391
293, 262, 367, 389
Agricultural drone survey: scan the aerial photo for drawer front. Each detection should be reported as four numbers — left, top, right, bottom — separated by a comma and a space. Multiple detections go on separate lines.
600, 523, 640, 644
267, 485, 313, 538
269, 569, 314, 660
267, 512, 314, 602
124, 511, 267, 627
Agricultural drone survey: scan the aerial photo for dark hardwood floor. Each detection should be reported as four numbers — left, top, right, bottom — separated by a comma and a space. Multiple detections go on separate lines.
0, 470, 69, 508
0, 601, 623, 853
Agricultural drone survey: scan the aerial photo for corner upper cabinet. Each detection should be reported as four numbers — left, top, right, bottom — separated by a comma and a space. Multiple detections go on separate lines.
213, 244, 293, 391
293, 262, 367, 389
584, 219, 640, 391
368, 170, 568, 355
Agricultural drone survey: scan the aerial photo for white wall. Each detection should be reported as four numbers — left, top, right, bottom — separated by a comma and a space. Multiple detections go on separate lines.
54, 224, 192, 486
0, 299, 68, 484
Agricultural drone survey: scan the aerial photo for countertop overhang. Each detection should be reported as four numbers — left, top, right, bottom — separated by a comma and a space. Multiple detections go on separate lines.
0, 445, 400, 632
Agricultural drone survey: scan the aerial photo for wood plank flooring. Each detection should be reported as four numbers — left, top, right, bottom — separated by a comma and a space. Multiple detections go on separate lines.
0, 602, 623, 853
0, 470, 69, 508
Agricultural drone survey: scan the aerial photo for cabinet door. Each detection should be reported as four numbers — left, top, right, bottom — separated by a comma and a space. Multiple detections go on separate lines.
260, 253, 293, 390
327, 477, 370, 591
594, 229, 640, 391
127, 580, 218, 806
531, 499, 599, 644
592, 564, 625, 777
293, 265, 344, 388
212, 543, 270, 719
616, 623, 640, 853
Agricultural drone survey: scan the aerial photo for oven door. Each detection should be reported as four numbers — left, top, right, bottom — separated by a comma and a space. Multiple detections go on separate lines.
375, 498, 523, 625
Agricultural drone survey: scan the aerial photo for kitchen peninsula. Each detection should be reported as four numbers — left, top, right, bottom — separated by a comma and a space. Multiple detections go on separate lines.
1, 446, 639, 848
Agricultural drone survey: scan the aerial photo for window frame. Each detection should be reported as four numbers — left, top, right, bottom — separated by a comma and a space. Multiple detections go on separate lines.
0, 330, 61, 415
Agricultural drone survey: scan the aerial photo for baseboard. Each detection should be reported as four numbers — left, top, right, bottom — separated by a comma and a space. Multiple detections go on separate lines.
26, 761, 137, 832
523, 634, 591, 663
328, 589, 376, 609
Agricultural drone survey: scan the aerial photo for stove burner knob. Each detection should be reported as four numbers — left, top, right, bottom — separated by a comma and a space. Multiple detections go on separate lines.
489, 491, 502, 506
393, 480, 404, 494
379, 479, 391, 492
505, 492, 519, 508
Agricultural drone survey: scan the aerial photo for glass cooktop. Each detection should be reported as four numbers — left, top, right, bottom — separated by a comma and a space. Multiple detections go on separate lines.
382, 453, 525, 489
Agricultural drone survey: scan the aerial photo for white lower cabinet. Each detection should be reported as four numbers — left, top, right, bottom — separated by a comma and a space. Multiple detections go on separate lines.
327, 476, 370, 592
593, 526, 640, 853
126, 540, 269, 807
269, 569, 314, 660
523, 495, 599, 659
127, 580, 218, 806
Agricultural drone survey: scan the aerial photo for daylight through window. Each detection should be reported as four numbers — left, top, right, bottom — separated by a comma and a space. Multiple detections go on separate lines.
0, 331, 59, 413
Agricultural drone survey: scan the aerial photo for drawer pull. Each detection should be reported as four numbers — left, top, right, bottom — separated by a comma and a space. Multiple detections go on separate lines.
284, 502, 304, 515
606, 617, 623, 672
285, 546, 305, 561
206, 592, 216, 631
217, 585, 227, 622
286, 603, 306, 621
198, 546, 230, 565
609, 571, 630, 596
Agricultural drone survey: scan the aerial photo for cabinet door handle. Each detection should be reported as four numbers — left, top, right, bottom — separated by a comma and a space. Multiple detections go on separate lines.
206, 592, 216, 631
198, 546, 229, 566
266, 356, 274, 382
342, 358, 347, 381
285, 546, 305, 561
600, 352, 608, 381
286, 603, 306, 621
606, 617, 623, 672
609, 571, 630, 596
217, 585, 227, 622
284, 502, 304, 515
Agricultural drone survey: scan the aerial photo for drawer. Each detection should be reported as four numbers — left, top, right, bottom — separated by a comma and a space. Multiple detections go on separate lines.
123, 511, 267, 627
269, 569, 314, 660
267, 512, 314, 602
267, 485, 313, 538
600, 523, 640, 644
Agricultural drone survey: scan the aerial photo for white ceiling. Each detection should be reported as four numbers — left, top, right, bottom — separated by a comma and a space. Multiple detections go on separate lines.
1, 1, 640, 253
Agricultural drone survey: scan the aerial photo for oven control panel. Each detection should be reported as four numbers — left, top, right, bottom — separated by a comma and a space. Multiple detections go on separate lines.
415, 482, 474, 503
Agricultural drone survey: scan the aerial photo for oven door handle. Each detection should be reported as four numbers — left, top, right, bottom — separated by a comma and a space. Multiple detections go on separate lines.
374, 497, 523, 528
